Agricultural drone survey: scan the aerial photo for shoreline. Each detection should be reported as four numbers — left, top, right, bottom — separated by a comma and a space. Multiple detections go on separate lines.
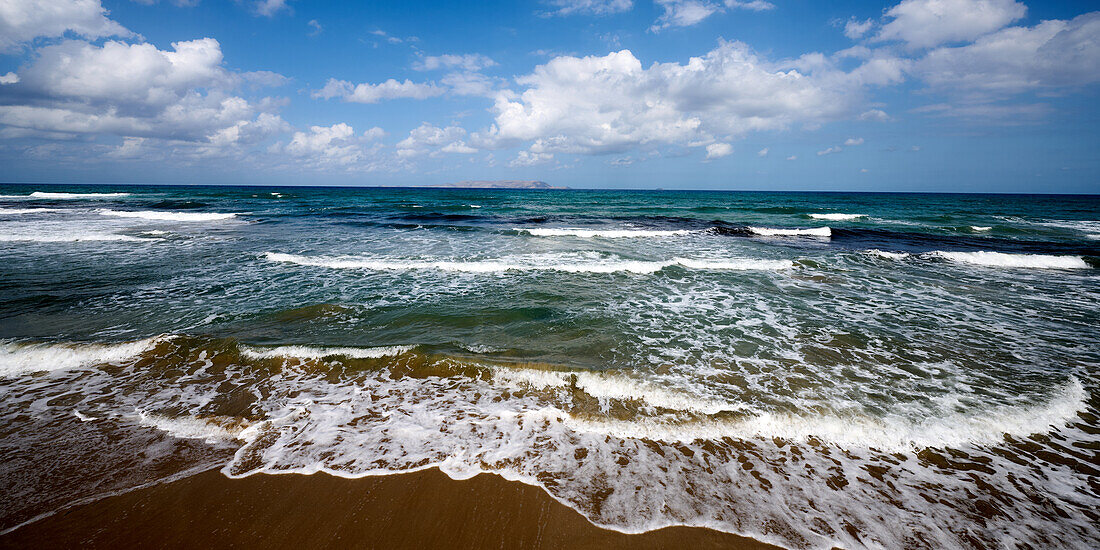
0, 467, 782, 550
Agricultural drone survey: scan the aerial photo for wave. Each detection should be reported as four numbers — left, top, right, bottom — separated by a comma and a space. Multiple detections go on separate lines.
135, 410, 247, 443
0, 207, 62, 215
808, 213, 864, 221
0, 232, 151, 242
970, 226, 992, 232
0, 337, 163, 377
932, 251, 1090, 269
864, 249, 910, 259
516, 228, 696, 238
239, 344, 413, 360
263, 253, 794, 273
98, 209, 238, 221
748, 226, 831, 237
28, 192, 130, 199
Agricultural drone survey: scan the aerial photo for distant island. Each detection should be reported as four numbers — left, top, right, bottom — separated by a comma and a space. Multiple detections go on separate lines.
431, 180, 568, 189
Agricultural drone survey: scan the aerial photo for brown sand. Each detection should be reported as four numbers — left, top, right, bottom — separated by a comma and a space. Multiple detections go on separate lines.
0, 468, 781, 550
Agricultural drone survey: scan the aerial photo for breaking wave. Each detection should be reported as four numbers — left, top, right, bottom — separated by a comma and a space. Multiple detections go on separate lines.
748, 226, 831, 237
98, 209, 238, 221
516, 228, 696, 238
0, 337, 164, 377
28, 192, 130, 199
932, 251, 1090, 269
808, 213, 864, 221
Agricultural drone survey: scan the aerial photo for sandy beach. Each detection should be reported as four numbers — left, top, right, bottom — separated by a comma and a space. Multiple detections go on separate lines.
0, 468, 780, 550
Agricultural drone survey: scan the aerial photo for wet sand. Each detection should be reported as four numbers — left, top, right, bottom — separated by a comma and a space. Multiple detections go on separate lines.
0, 468, 781, 549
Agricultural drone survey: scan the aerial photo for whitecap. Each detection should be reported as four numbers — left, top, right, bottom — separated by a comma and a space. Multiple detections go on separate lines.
808, 213, 864, 221
970, 226, 992, 231
930, 251, 1089, 269
262, 253, 793, 273
239, 344, 413, 360
864, 249, 910, 259
516, 227, 695, 238
98, 209, 237, 221
29, 192, 130, 199
748, 226, 831, 237
0, 337, 164, 377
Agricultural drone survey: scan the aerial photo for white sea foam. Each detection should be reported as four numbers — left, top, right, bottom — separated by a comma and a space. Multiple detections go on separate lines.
0, 207, 62, 215
98, 209, 238, 221
931, 251, 1089, 269
240, 344, 413, 360
73, 410, 97, 422
468, 204, 482, 208
865, 249, 910, 259
808, 213, 864, 221
135, 410, 246, 443
29, 192, 130, 199
0, 337, 163, 377
491, 367, 745, 416
748, 226, 831, 237
263, 253, 793, 273
0, 232, 149, 242
970, 226, 992, 231
516, 227, 695, 238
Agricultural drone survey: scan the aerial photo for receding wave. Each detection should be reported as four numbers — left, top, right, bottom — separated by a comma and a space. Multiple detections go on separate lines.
516, 227, 696, 238
29, 192, 131, 199
748, 226, 831, 237
98, 209, 238, 221
263, 252, 794, 273
808, 213, 864, 221
240, 344, 413, 360
932, 251, 1090, 269
0, 337, 164, 377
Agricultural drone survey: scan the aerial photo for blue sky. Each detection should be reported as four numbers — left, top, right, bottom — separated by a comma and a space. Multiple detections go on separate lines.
0, 0, 1097, 192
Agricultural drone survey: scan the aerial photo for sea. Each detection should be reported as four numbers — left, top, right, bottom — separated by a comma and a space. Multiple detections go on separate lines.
0, 184, 1097, 549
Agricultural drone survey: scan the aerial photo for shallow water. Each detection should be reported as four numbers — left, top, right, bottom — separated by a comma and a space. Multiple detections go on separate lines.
0, 184, 1097, 549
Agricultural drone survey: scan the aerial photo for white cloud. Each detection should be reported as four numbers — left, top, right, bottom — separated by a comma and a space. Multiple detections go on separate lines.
817, 145, 842, 155
705, 142, 733, 159
0, 72, 18, 84
0, 38, 286, 147
915, 12, 1100, 96
786, 155, 797, 160
725, 1, 774, 11
510, 150, 554, 167
843, 18, 874, 39
757, 147, 768, 156
307, 19, 322, 36
362, 126, 386, 140
876, 0, 1026, 49
844, 137, 864, 145
650, 0, 773, 31
254, 0, 290, 17
0, 0, 131, 53
440, 71, 496, 97
275, 123, 364, 166
312, 78, 445, 103
651, 1, 721, 31
543, 0, 633, 16
858, 108, 890, 121
414, 54, 496, 72
397, 123, 477, 157
479, 42, 868, 156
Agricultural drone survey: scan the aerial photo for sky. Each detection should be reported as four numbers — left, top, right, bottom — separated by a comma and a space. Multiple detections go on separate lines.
0, 0, 1097, 193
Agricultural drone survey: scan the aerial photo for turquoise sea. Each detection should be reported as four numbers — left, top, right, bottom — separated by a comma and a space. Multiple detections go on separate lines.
0, 184, 1098, 548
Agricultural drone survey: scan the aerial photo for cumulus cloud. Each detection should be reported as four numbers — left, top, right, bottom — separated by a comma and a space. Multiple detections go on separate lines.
915, 12, 1100, 96
876, 0, 1026, 49
478, 41, 874, 156
0, 72, 18, 84
844, 137, 864, 145
650, 0, 773, 32
272, 123, 366, 166
542, 0, 633, 16
397, 123, 478, 157
757, 147, 768, 156
254, 0, 290, 17
705, 142, 733, 159
0, 0, 131, 53
817, 145, 842, 155
414, 54, 496, 72
0, 38, 287, 148
312, 78, 445, 103
510, 150, 554, 167
843, 18, 874, 39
